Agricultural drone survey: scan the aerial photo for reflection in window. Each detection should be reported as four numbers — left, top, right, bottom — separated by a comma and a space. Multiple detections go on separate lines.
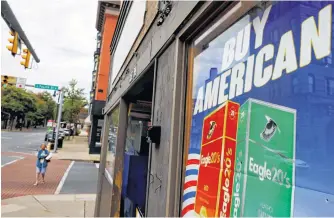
324, 53, 332, 65
106, 106, 120, 179
292, 77, 299, 93
327, 78, 334, 95
291, 18, 298, 32
274, 29, 279, 42
308, 74, 315, 93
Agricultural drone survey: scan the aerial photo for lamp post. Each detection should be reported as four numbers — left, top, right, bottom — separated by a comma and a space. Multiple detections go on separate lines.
53, 89, 64, 152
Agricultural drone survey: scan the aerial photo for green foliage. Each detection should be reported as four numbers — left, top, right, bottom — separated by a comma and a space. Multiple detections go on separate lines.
62, 79, 87, 123
1, 86, 57, 126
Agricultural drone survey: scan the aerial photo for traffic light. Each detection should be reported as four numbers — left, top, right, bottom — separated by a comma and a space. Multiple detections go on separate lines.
2, 76, 9, 88
20, 48, 32, 69
6, 30, 20, 56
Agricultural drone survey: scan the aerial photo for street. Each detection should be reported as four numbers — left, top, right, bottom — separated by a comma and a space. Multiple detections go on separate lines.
1, 130, 98, 200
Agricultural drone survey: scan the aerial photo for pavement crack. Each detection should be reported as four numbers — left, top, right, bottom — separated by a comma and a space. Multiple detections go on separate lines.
84, 201, 86, 217
32, 195, 50, 212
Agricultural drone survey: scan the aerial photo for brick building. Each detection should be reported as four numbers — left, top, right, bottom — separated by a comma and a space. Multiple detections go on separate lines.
88, 1, 120, 154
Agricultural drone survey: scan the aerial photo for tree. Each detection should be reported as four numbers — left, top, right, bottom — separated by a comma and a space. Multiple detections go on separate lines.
1, 86, 37, 129
36, 91, 57, 121
62, 79, 87, 124
1, 86, 57, 130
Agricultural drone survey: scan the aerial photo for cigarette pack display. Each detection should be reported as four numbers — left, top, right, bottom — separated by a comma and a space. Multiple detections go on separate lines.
194, 101, 240, 217
230, 98, 296, 217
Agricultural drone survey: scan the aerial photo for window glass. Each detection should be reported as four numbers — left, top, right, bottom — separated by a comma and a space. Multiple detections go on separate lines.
308, 74, 315, 93
181, 2, 334, 217
106, 105, 119, 181
327, 78, 334, 95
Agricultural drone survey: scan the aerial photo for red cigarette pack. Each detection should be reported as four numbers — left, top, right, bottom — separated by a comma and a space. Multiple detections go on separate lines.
194, 101, 239, 217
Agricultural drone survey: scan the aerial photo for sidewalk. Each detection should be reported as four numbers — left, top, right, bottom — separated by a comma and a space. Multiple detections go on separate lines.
1, 194, 95, 217
54, 136, 100, 162
1, 152, 71, 200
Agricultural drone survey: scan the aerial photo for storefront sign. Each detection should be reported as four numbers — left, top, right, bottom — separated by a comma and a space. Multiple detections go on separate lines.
182, 2, 334, 217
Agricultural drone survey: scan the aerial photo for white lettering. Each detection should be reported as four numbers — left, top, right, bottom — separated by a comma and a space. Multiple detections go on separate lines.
204, 77, 220, 110
254, 44, 274, 87
235, 23, 251, 61
193, 86, 204, 115
272, 31, 298, 80
218, 70, 231, 104
229, 62, 245, 99
253, 5, 272, 49
221, 37, 236, 71
300, 4, 332, 67
244, 55, 255, 93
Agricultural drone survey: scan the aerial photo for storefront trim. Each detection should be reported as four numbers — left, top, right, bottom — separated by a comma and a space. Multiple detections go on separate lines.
94, 113, 111, 217
110, 98, 128, 217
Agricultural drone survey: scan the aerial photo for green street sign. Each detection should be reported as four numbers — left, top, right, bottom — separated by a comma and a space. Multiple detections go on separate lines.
231, 98, 296, 217
34, 84, 58, 90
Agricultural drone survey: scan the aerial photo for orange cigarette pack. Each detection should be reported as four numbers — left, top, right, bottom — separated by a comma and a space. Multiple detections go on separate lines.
194, 101, 239, 217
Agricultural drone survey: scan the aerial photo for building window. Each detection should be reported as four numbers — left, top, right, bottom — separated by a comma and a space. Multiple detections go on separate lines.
327, 78, 334, 95
292, 76, 299, 93
308, 74, 315, 93
323, 53, 332, 65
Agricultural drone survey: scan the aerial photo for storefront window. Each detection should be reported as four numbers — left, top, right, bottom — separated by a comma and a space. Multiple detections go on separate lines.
182, 2, 334, 217
106, 105, 119, 182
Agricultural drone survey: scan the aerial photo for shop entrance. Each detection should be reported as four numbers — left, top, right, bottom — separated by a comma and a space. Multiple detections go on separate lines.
120, 66, 154, 217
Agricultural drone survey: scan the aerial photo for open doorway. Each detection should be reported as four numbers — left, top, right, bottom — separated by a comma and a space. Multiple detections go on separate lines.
120, 65, 154, 217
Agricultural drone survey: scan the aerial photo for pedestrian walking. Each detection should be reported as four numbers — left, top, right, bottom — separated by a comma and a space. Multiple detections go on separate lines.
34, 143, 50, 186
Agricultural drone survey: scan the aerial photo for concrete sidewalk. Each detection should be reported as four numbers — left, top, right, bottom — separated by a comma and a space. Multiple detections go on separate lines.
53, 136, 100, 162
1, 194, 96, 217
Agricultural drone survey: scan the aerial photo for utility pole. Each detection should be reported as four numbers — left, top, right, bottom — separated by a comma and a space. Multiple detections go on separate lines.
53, 89, 64, 152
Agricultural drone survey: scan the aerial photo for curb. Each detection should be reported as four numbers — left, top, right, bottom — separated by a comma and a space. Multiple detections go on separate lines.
57, 158, 100, 163
3, 194, 96, 202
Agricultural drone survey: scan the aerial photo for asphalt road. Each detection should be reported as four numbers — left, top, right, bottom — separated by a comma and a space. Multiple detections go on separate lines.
1, 129, 98, 194
2, 129, 46, 154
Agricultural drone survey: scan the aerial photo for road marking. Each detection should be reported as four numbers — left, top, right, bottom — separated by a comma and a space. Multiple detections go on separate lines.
1, 156, 24, 167
95, 163, 99, 169
54, 161, 75, 194
6, 151, 35, 156
1, 137, 12, 140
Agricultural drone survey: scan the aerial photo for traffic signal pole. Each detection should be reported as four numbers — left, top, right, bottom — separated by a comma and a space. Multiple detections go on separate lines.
53, 89, 64, 152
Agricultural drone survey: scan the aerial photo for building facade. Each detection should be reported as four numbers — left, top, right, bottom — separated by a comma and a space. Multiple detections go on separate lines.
95, 1, 334, 217
88, 1, 120, 154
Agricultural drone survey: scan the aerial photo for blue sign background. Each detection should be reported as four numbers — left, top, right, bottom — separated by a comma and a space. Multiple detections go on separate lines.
183, 1, 334, 216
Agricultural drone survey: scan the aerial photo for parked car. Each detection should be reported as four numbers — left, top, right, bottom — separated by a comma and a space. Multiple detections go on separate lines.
63, 129, 70, 136
45, 130, 64, 148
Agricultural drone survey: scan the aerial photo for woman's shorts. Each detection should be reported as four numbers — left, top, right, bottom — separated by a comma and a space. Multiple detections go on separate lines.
36, 167, 46, 174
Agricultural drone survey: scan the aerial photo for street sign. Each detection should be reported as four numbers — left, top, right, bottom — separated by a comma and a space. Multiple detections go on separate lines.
16, 77, 26, 88
34, 84, 58, 90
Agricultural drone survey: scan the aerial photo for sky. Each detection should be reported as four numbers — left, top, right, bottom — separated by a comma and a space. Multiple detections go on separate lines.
1, 0, 98, 99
